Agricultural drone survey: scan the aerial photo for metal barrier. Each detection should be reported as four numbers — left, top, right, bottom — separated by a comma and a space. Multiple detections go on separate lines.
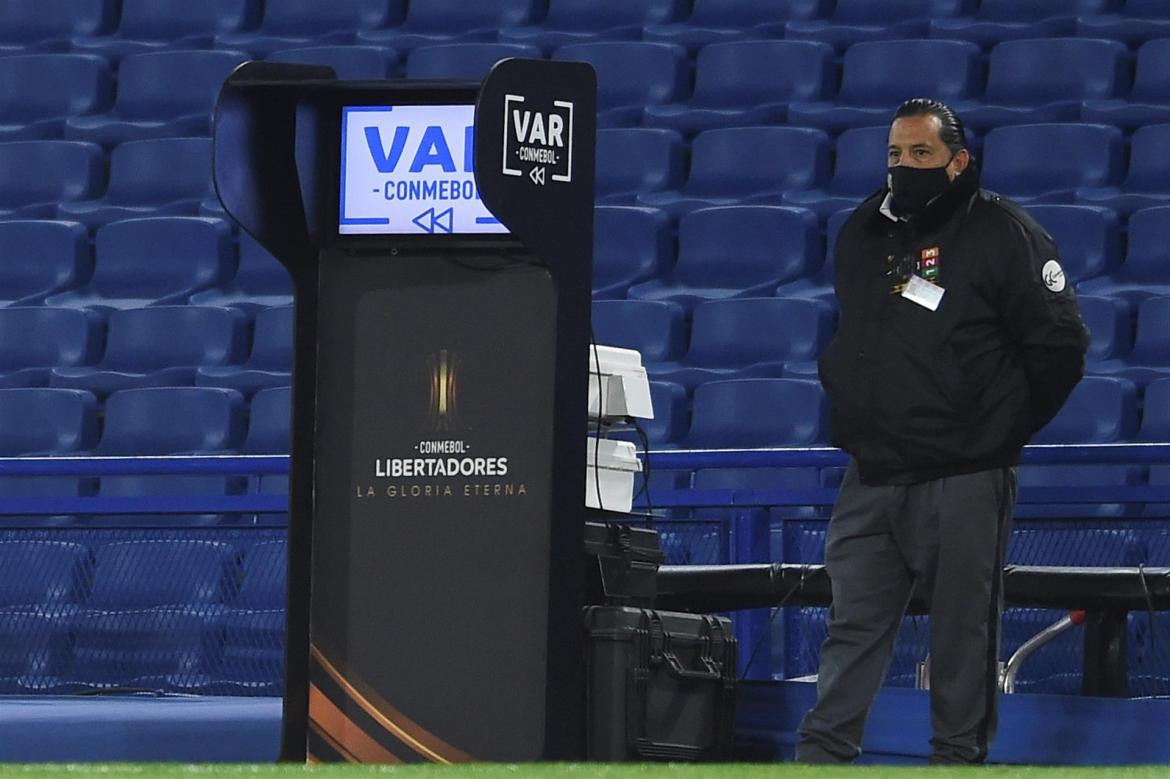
0, 443, 1168, 696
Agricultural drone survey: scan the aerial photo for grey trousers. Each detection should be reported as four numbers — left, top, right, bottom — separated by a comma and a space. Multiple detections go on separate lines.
795, 461, 1017, 765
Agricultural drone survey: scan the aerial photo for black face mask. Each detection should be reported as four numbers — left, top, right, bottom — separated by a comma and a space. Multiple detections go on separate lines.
888, 161, 954, 216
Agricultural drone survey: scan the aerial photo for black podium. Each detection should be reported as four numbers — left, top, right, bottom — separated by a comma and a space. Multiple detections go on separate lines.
212, 59, 596, 763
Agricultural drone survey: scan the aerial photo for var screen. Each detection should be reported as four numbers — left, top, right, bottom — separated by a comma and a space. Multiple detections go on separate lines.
339, 104, 507, 235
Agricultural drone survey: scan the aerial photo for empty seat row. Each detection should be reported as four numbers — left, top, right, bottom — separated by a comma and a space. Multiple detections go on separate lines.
4, 0, 1169, 60
593, 202, 1170, 308
563, 38, 1170, 131
11, 37, 1170, 143
0, 305, 291, 395
0, 138, 216, 224
0, 386, 291, 525
0, 386, 290, 456
595, 298, 832, 390
0, 536, 285, 695
0, 221, 290, 310
3, 127, 1169, 239
594, 124, 1170, 222
0, 537, 284, 610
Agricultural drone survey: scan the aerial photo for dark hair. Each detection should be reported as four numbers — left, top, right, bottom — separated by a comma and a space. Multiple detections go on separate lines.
893, 98, 968, 155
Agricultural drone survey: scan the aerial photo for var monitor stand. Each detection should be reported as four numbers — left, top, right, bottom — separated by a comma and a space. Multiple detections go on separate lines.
212, 58, 596, 763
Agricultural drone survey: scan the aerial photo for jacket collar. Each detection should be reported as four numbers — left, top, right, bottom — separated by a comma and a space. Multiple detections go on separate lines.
869, 162, 981, 232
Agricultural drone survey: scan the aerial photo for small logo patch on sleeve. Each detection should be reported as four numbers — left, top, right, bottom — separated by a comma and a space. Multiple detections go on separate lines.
1042, 259, 1066, 293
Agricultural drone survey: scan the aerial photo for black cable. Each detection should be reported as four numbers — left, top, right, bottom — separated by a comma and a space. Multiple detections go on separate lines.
631, 419, 654, 526
1137, 564, 1167, 698
739, 568, 808, 682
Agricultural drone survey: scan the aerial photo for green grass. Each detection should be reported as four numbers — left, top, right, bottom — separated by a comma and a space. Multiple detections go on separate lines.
0, 765, 1167, 779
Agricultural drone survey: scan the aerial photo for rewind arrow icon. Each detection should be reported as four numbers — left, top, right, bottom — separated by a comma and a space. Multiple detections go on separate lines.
412, 207, 455, 234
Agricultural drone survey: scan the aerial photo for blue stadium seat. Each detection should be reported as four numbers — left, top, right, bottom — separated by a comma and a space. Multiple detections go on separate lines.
929, 0, 1111, 47
233, 541, 287, 609
215, 0, 397, 56
70, 607, 220, 692
73, 0, 261, 61
56, 138, 215, 227
591, 300, 687, 364
1077, 124, 1170, 217
0, 388, 99, 524
1088, 297, 1170, 389
1008, 526, 1143, 565
0, 388, 98, 454
50, 306, 249, 398
500, 0, 687, 53
784, 0, 952, 50
787, 40, 981, 133
92, 387, 248, 525
643, 381, 688, 446
65, 53, 247, 145
0, 540, 90, 610
784, 520, 828, 564
1015, 464, 1145, 518
0, 141, 103, 220
981, 123, 1124, 204
592, 206, 671, 299
962, 39, 1129, 131
1077, 0, 1170, 46
190, 232, 293, 312
356, 0, 540, 53
0, 55, 112, 141
610, 379, 690, 451
1140, 378, 1170, 441
6, 560, 87, 681
782, 126, 889, 219
654, 298, 835, 390
628, 206, 819, 310
47, 217, 232, 311
243, 386, 292, 455
219, 539, 286, 693
642, 0, 793, 52
785, 606, 828, 677
268, 45, 397, 80
219, 607, 284, 695
0, 611, 73, 693
87, 540, 236, 609
595, 128, 684, 204
0, 221, 89, 306
241, 386, 292, 502
196, 305, 294, 396
637, 127, 831, 218
1078, 207, 1170, 303
0, 309, 101, 389
405, 43, 541, 79
73, 539, 238, 689
97, 387, 246, 455
0, 0, 114, 56
1030, 376, 1138, 443
682, 378, 827, 447
1026, 205, 1121, 284
1083, 38, 1170, 130
1078, 295, 1133, 364
552, 42, 688, 128
644, 41, 834, 135
775, 207, 852, 300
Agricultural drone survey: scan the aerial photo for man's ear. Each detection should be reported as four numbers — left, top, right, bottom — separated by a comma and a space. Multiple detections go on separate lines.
948, 148, 970, 180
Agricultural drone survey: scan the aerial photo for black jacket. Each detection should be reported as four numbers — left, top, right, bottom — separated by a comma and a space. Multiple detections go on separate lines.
818, 165, 1090, 485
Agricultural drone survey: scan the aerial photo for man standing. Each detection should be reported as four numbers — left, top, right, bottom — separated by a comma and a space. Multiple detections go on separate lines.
796, 98, 1089, 764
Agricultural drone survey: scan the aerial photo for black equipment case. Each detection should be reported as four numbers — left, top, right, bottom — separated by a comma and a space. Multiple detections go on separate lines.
583, 520, 663, 607
583, 606, 737, 761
